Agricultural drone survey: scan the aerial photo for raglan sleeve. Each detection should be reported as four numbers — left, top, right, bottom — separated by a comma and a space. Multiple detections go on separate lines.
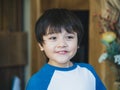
87, 64, 107, 90
26, 65, 55, 90
26, 76, 39, 90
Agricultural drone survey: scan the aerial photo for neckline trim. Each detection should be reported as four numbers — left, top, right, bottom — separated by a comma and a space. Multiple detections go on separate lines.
46, 63, 77, 71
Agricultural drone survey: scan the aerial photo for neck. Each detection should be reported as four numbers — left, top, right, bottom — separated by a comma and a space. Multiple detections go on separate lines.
65, 61, 73, 68
48, 61, 73, 68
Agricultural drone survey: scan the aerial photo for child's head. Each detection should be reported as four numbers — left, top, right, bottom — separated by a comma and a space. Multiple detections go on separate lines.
35, 8, 84, 66
35, 8, 84, 47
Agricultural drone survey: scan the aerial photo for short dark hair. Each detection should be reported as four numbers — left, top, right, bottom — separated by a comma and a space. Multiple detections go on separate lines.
35, 8, 84, 46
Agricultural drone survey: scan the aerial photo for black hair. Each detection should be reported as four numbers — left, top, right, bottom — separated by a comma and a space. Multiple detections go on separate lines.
35, 8, 84, 46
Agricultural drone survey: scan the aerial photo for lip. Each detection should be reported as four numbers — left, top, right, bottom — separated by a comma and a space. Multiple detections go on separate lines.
56, 50, 68, 55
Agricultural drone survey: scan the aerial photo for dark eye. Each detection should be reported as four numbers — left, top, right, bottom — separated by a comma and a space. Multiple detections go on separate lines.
66, 36, 74, 40
68, 36, 74, 39
49, 37, 57, 40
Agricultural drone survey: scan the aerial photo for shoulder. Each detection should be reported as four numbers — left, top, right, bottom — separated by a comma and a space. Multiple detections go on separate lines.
76, 63, 106, 90
26, 64, 55, 90
75, 63, 98, 77
76, 63, 95, 71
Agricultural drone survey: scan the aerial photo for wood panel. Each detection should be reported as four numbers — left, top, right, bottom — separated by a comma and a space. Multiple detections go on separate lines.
31, 0, 46, 74
89, 0, 116, 89
0, 0, 3, 31
89, 0, 102, 76
0, 0, 26, 90
0, 32, 27, 67
0, 0, 22, 32
41, 0, 89, 12
89, 0, 107, 86
0, 32, 27, 90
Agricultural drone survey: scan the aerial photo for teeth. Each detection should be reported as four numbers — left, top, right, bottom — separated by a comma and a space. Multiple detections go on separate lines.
59, 51, 65, 54
58, 51, 67, 54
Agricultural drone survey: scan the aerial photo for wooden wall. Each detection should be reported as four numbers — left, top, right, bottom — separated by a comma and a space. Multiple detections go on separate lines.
0, 0, 27, 90
89, 0, 117, 90
89, 0, 103, 79
0, 0, 22, 32
40, 0, 89, 11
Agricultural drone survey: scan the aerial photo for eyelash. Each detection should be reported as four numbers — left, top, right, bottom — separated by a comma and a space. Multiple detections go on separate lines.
66, 36, 74, 39
48, 36, 74, 41
49, 36, 57, 40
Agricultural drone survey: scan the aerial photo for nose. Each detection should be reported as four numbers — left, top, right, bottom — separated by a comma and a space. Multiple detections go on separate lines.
57, 38, 68, 48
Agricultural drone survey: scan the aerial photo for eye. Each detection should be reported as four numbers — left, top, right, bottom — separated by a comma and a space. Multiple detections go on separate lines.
66, 35, 74, 40
49, 36, 57, 40
68, 36, 74, 39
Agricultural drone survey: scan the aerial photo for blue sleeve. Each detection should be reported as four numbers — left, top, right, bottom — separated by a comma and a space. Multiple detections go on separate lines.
79, 63, 107, 90
26, 64, 55, 90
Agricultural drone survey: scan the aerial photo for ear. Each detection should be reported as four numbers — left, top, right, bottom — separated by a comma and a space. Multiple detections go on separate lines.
38, 43, 44, 51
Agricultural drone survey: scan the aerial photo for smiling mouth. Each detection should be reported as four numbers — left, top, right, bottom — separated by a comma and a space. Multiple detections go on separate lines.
56, 51, 68, 55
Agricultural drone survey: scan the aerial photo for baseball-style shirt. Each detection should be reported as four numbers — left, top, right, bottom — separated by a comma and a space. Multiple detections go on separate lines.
26, 63, 106, 90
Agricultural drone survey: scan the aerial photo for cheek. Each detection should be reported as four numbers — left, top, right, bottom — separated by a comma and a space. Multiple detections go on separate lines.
72, 45, 78, 53
43, 47, 52, 58
69, 39, 78, 48
43, 44, 55, 53
68, 42, 78, 55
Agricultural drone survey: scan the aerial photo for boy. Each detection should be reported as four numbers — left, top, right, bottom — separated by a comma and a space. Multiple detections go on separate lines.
26, 8, 106, 90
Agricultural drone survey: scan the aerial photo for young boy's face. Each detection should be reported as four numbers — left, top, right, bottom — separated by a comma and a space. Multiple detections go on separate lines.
38, 29, 78, 67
